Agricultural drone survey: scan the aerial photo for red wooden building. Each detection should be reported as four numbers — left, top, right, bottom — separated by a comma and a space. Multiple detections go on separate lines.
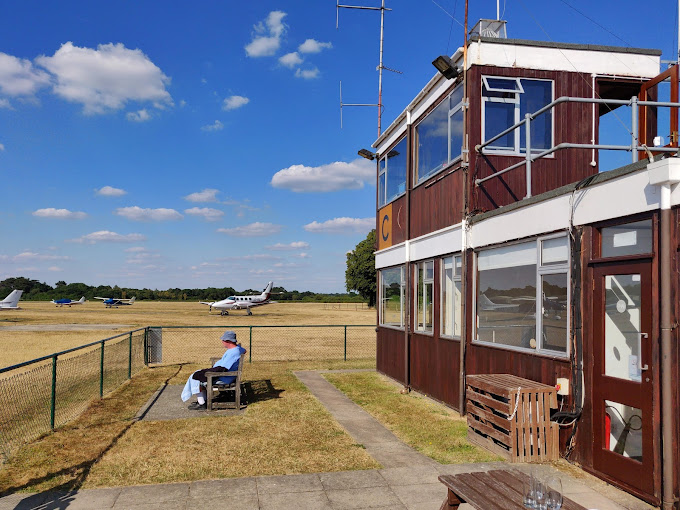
372, 21, 679, 508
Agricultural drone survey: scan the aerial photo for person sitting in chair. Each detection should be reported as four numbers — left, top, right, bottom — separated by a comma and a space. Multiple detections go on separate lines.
181, 330, 246, 411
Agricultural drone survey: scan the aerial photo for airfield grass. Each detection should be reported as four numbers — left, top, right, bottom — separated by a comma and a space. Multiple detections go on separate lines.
0, 359, 379, 494
0, 301, 375, 367
325, 372, 501, 465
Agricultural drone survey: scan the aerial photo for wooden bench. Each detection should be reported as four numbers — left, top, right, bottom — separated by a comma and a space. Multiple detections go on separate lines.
205, 351, 246, 411
438, 469, 587, 510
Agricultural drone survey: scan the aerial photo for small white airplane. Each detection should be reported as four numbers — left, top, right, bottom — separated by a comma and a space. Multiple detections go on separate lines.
94, 296, 136, 308
200, 282, 274, 316
51, 297, 86, 307
0, 290, 23, 310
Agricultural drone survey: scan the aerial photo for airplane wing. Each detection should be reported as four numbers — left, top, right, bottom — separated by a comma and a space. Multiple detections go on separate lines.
94, 297, 109, 301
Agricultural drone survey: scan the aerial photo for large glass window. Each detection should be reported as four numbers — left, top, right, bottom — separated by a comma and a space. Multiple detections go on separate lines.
442, 255, 463, 337
380, 266, 405, 328
415, 260, 434, 333
378, 137, 407, 207
482, 76, 553, 155
414, 84, 464, 184
475, 235, 569, 355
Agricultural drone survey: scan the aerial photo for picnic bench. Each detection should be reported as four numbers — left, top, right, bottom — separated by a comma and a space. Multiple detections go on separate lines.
438, 469, 587, 510
205, 350, 246, 411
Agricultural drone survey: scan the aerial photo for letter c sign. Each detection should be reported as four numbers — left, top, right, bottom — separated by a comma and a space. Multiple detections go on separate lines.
378, 203, 392, 250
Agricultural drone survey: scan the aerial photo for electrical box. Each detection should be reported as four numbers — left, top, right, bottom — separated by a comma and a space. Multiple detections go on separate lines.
556, 378, 569, 396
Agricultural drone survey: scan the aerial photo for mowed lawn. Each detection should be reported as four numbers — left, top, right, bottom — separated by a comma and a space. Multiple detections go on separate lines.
0, 301, 375, 367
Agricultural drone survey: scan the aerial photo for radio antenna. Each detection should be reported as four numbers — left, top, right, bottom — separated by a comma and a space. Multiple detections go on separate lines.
337, 0, 400, 137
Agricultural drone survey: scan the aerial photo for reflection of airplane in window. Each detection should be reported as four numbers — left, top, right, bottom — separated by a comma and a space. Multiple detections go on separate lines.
200, 282, 274, 316
94, 296, 136, 308
51, 297, 86, 307
478, 293, 521, 311
0, 290, 23, 310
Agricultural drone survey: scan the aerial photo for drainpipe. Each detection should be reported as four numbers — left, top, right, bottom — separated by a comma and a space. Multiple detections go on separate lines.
404, 109, 412, 392
648, 157, 680, 510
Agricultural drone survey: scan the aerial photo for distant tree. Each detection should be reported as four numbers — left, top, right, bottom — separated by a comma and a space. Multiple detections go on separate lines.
345, 229, 377, 307
55, 280, 67, 287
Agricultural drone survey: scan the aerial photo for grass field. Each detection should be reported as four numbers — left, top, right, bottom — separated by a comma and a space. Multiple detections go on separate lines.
0, 302, 375, 367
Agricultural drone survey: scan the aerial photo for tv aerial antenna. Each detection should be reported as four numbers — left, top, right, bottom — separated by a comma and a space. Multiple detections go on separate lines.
337, 0, 401, 138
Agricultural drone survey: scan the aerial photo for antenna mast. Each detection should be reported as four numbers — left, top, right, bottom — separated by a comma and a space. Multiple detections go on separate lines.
337, 0, 398, 137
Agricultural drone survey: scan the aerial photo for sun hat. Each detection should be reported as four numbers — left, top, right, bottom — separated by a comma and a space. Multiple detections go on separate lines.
220, 330, 237, 342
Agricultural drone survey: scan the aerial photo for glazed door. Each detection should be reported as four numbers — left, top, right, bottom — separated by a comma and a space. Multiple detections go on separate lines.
592, 261, 656, 498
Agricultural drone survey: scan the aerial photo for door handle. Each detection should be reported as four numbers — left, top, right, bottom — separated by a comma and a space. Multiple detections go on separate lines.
640, 364, 649, 371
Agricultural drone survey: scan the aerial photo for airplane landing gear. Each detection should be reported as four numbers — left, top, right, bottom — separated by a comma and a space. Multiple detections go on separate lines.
247, 309, 253, 316
221, 310, 229, 316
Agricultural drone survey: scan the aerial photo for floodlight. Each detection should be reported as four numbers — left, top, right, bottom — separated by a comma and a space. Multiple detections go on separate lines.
432, 55, 461, 80
358, 148, 376, 160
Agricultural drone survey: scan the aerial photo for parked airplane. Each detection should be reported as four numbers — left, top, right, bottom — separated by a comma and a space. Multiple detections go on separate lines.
0, 290, 23, 310
52, 297, 86, 307
200, 282, 274, 316
94, 296, 136, 308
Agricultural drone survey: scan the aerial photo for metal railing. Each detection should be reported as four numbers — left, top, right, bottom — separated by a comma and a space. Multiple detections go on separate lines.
475, 95, 680, 197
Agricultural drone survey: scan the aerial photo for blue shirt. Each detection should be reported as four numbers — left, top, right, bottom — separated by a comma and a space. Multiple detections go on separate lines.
180, 345, 246, 401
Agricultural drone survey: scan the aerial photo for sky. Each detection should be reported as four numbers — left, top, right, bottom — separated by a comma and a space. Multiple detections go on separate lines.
1, 1, 678, 293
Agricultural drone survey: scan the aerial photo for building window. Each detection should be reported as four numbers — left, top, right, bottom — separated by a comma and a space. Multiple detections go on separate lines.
415, 260, 434, 333
482, 76, 553, 155
378, 137, 407, 207
414, 84, 464, 184
600, 219, 652, 258
380, 266, 405, 328
475, 235, 569, 355
441, 255, 462, 337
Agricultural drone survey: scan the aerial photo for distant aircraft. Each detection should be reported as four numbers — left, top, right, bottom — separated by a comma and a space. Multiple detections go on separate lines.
94, 296, 136, 308
200, 282, 274, 316
478, 293, 521, 311
0, 290, 23, 310
52, 297, 86, 307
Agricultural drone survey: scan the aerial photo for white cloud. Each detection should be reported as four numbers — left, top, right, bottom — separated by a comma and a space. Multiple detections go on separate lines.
126, 109, 151, 122
0, 52, 50, 97
48, 266, 63, 272
0, 98, 11, 109
295, 68, 320, 80
184, 207, 224, 222
126, 251, 161, 264
278, 52, 303, 68
184, 188, 219, 202
217, 222, 282, 237
68, 230, 146, 244
0, 143, 4, 151
245, 11, 287, 57
32, 208, 87, 219
304, 217, 374, 234
35, 42, 172, 114
13, 251, 70, 261
201, 120, 223, 131
223, 95, 249, 111
96, 185, 127, 197
124, 246, 148, 253
296, 252, 311, 258
115, 206, 183, 221
271, 158, 374, 192
266, 241, 309, 251
298, 39, 333, 54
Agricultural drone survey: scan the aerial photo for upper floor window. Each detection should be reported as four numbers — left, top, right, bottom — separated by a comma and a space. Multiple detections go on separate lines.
414, 84, 464, 184
482, 76, 553, 155
378, 137, 407, 207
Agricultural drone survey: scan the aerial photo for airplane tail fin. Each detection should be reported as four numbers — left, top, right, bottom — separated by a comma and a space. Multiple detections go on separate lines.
1, 290, 23, 308
129, 297, 136, 304
262, 281, 274, 299
79, 297, 86, 303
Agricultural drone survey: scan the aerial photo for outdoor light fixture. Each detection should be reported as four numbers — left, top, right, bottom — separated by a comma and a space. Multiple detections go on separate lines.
358, 148, 376, 160
432, 55, 461, 80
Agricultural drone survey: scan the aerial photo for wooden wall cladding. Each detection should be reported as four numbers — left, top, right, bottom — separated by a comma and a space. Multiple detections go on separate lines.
410, 168, 465, 239
468, 66, 597, 212
377, 327, 406, 384
381, 194, 407, 246
410, 333, 461, 410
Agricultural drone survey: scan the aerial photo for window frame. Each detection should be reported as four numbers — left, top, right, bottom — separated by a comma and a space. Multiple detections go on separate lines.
440, 254, 463, 339
379, 265, 405, 330
473, 233, 570, 357
414, 260, 435, 335
378, 135, 408, 208
481, 75, 554, 156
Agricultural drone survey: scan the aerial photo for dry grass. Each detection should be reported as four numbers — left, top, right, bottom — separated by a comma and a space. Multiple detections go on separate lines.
0, 360, 378, 493
324, 372, 501, 465
0, 302, 375, 367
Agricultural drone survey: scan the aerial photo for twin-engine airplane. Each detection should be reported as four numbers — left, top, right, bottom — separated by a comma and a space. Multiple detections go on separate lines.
0, 290, 23, 310
200, 282, 274, 316
52, 297, 86, 307
94, 296, 136, 308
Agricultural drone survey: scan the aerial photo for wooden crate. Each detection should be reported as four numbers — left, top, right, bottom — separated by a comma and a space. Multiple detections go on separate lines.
466, 374, 559, 463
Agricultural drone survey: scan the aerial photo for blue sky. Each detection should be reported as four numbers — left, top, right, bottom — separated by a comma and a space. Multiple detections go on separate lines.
1, 1, 678, 292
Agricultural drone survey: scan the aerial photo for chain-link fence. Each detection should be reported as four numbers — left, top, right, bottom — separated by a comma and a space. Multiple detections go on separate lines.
148, 325, 375, 365
0, 328, 146, 461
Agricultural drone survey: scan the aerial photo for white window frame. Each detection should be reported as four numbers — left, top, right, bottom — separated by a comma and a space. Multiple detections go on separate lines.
379, 265, 405, 329
378, 136, 407, 208
473, 233, 570, 357
481, 76, 554, 156
440, 254, 463, 339
414, 260, 435, 334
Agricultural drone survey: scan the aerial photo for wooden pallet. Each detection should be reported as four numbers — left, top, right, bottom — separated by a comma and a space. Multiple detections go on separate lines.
466, 374, 559, 463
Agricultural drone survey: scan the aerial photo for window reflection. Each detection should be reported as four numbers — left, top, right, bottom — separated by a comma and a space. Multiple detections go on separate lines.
380, 267, 404, 327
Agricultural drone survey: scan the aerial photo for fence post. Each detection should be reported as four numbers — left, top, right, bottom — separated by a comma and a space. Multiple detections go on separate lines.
99, 340, 105, 398
249, 326, 253, 363
128, 332, 133, 379
143, 327, 149, 365
50, 354, 57, 431
344, 326, 347, 361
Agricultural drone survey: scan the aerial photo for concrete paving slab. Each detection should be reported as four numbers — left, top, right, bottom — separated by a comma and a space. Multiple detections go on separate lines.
365, 442, 437, 467
113, 482, 189, 507
51, 488, 122, 509
189, 477, 257, 499
112, 500, 187, 510
378, 465, 441, 486
391, 482, 447, 507
256, 473, 323, 494
137, 384, 244, 421
186, 494, 260, 509
0, 492, 49, 510
326, 486, 405, 509
319, 469, 387, 490
259, 490, 331, 510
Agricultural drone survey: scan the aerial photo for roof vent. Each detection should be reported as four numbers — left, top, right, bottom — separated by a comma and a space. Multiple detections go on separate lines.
469, 19, 507, 39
